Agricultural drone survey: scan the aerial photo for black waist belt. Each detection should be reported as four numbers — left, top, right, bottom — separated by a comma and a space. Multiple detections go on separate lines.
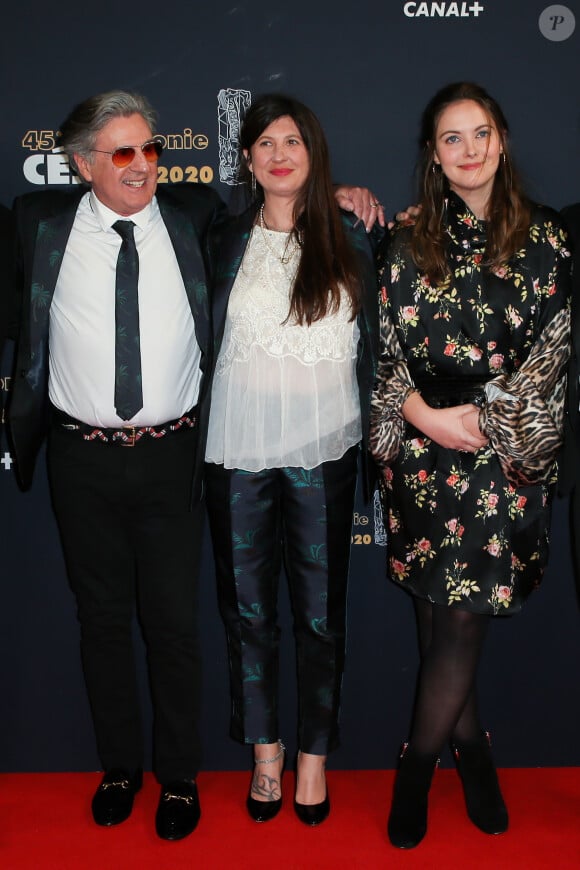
405, 378, 489, 440
52, 405, 197, 447
414, 377, 489, 409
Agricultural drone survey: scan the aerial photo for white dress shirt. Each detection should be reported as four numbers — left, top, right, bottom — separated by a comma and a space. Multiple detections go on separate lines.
49, 191, 202, 427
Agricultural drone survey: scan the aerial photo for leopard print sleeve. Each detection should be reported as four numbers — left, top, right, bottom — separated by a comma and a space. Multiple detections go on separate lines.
478, 209, 572, 487
479, 307, 570, 486
369, 281, 416, 469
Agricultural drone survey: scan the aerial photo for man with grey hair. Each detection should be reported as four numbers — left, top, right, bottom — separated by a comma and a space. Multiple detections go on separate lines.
8, 90, 224, 840
7, 88, 383, 840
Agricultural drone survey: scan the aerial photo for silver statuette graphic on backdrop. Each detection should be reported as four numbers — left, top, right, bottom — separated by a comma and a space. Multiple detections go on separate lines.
218, 88, 252, 185
373, 489, 387, 547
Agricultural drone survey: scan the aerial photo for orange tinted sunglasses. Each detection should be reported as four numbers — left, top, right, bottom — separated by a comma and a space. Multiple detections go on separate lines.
90, 138, 163, 168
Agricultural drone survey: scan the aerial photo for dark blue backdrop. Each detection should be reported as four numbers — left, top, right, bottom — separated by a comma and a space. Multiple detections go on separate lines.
1, 0, 579, 772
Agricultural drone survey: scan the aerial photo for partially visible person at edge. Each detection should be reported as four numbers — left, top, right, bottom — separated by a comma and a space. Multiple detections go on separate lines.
559, 202, 580, 581
5, 89, 383, 841
0, 203, 15, 440
369, 81, 571, 849
204, 94, 380, 826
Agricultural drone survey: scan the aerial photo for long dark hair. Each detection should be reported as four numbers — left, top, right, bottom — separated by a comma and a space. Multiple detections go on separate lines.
412, 82, 531, 285
240, 94, 360, 325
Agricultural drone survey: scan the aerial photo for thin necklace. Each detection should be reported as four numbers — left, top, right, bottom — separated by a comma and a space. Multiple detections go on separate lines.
259, 204, 300, 264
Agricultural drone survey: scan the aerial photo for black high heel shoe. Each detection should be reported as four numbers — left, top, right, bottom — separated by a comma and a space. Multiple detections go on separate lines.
293, 751, 330, 826
246, 740, 286, 823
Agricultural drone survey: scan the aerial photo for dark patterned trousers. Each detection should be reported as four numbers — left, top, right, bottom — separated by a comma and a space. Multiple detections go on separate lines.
205, 446, 358, 755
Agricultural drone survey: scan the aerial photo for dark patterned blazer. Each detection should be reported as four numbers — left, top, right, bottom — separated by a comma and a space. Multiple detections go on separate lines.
0, 203, 15, 348
0, 203, 15, 439
559, 204, 580, 486
208, 205, 381, 496
8, 183, 225, 494
560, 203, 580, 579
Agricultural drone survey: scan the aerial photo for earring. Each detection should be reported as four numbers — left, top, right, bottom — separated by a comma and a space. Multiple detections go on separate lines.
502, 152, 506, 164
251, 172, 256, 197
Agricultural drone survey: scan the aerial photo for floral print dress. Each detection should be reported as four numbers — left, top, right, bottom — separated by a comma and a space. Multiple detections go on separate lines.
370, 194, 571, 614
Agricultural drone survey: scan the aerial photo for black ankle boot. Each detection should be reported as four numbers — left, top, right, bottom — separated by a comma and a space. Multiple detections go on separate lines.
451, 730, 508, 834
387, 744, 438, 849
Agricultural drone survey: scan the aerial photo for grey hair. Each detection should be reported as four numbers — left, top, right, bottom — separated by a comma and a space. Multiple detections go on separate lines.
58, 90, 158, 176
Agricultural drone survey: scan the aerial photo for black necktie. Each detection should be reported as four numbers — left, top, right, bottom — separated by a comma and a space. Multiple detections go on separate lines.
112, 220, 142, 420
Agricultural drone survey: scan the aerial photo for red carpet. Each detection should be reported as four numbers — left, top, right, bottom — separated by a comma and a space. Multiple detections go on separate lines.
1, 769, 579, 869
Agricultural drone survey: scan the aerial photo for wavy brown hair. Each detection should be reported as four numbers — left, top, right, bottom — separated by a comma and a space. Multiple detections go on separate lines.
411, 82, 531, 285
239, 94, 360, 325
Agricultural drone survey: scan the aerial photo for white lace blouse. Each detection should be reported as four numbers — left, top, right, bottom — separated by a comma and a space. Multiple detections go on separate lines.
205, 226, 362, 471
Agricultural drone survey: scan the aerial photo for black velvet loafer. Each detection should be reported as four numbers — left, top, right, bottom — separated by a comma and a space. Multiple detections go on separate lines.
91, 768, 143, 826
155, 779, 201, 840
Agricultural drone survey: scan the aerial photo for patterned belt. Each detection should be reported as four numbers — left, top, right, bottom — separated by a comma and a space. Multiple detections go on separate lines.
52, 406, 197, 447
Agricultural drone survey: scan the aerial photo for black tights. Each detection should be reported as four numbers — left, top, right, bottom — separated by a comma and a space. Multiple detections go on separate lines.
409, 599, 490, 756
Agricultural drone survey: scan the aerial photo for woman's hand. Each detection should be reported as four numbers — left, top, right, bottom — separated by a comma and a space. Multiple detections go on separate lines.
334, 185, 385, 232
403, 392, 488, 452
426, 406, 489, 452
387, 204, 422, 230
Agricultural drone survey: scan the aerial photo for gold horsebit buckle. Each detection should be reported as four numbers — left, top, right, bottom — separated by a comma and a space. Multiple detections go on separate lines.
100, 778, 130, 790
163, 791, 194, 804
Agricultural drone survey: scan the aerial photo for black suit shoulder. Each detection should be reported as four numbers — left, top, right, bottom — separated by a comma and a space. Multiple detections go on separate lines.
0, 203, 15, 446
0, 201, 13, 231
0, 202, 15, 272
561, 202, 580, 249
157, 184, 227, 279
157, 181, 224, 210
0, 204, 17, 344
530, 201, 565, 223
558, 202, 580, 494
210, 202, 254, 237
561, 202, 580, 222
13, 186, 86, 221
12, 184, 227, 230
157, 183, 226, 230
0, 202, 15, 345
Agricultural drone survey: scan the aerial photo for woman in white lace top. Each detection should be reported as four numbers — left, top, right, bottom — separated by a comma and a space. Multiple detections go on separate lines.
205, 94, 379, 825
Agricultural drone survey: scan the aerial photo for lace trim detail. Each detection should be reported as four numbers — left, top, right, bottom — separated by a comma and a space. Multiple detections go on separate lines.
216, 229, 356, 375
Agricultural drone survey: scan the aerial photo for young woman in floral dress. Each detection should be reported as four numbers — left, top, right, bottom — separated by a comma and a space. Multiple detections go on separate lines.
370, 82, 571, 849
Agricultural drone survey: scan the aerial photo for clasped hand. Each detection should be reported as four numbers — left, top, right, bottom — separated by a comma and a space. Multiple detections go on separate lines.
428, 405, 489, 453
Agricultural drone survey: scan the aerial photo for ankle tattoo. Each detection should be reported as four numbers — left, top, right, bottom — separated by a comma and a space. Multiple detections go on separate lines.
251, 772, 281, 802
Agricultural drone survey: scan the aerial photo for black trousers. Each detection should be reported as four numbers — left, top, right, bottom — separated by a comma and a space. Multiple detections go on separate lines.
571, 484, 580, 595
205, 446, 358, 755
48, 423, 203, 783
